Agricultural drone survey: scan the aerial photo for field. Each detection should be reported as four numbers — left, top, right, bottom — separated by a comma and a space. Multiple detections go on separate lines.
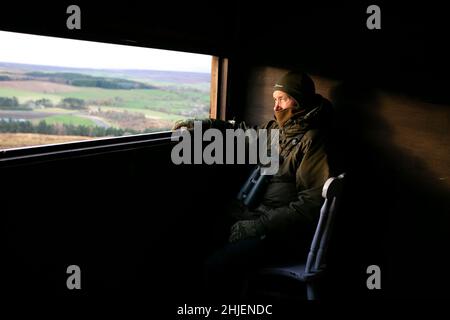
0, 133, 93, 149
36, 114, 98, 126
0, 62, 210, 150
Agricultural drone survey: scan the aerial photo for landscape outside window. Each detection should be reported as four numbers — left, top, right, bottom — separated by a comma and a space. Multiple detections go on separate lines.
0, 31, 211, 150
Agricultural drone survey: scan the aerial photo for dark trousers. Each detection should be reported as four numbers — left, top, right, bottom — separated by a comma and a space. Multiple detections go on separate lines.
203, 236, 306, 302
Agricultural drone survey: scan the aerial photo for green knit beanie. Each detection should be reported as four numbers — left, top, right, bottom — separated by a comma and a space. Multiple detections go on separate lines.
273, 71, 316, 109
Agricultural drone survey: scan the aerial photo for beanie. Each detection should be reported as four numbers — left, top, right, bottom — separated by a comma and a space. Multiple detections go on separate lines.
273, 71, 316, 109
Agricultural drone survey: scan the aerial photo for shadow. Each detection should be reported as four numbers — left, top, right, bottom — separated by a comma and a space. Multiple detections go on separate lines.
325, 80, 450, 299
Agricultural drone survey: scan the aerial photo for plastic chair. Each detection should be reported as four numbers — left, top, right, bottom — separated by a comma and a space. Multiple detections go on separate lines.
248, 173, 346, 300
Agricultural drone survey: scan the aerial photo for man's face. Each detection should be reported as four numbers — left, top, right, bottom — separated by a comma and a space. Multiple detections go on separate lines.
273, 90, 296, 112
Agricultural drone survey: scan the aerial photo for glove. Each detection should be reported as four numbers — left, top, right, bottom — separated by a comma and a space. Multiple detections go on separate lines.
172, 118, 237, 131
227, 199, 262, 221
172, 118, 212, 130
229, 219, 265, 243
172, 119, 194, 130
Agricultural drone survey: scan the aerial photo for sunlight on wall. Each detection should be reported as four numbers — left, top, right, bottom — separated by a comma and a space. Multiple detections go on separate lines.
378, 92, 450, 188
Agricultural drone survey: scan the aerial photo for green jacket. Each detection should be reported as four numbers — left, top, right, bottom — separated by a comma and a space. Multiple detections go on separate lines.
182, 95, 333, 240
236, 94, 333, 239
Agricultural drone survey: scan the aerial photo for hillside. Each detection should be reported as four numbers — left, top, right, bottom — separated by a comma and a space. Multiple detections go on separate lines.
0, 62, 210, 85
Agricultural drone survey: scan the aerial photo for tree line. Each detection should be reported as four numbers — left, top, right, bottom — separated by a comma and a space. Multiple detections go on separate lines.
0, 97, 20, 108
0, 119, 166, 137
0, 96, 87, 110
26, 72, 156, 90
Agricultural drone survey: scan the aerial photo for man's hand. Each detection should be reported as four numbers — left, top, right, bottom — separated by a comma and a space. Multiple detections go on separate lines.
227, 199, 263, 221
172, 119, 196, 130
172, 118, 236, 131
229, 219, 265, 243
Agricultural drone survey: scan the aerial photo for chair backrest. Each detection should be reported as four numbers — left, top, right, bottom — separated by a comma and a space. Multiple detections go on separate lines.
305, 173, 346, 274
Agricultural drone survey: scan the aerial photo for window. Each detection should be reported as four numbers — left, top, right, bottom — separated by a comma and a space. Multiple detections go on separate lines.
0, 30, 212, 150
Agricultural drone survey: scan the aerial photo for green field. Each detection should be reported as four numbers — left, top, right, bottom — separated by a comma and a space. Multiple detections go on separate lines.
55, 88, 209, 113
96, 106, 189, 122
0, 86, 209, 115
35, 114, 97, 126
0, 64, 210, 142
0, 87, 61, 103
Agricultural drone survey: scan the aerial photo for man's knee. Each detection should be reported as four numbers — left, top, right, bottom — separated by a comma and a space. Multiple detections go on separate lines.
204, 238, 265, 276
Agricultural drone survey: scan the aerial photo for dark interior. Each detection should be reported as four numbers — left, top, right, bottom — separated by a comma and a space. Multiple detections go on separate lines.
1, 0, 449, 304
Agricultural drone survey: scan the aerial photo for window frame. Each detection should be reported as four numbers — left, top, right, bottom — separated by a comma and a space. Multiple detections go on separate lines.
0, 42, 228, 164
0, 130, 173, 167
210, 56, 228, 121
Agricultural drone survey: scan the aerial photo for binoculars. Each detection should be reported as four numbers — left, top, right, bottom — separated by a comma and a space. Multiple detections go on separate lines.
236, 165, 271, 209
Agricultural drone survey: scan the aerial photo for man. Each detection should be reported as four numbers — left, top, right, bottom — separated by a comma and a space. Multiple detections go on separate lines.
174, 71, 333, 300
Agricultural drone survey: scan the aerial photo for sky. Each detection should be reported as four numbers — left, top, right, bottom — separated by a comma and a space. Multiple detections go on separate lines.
0, 30, 211, 73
